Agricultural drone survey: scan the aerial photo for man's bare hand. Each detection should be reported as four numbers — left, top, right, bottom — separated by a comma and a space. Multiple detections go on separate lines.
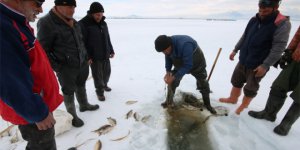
35, 113, 56, 130
164, 73, 175, 85
88, 59, 93, 65
110, 53, 115, 58
253, 66, 267, 77
229, 51, 236, 61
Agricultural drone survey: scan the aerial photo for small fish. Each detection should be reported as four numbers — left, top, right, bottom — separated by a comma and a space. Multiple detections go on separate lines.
141, 115, 151, 123
92, 124, 114, 136
107, 117, 117, 126
126, 110, 133, 119
126, 100, 138, 105
111, 130, 131, 141
133, 112, 139, 121
94, 140, 102, 150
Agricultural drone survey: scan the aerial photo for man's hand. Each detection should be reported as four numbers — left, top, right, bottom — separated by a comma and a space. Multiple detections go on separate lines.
253, 66, 267, 77
292, 48, 300, 62
110, 53, 115, 58
229, 51, 237, 61
88, 59, 93, 65
35, 113, 56, 130
164, 73, 175, 85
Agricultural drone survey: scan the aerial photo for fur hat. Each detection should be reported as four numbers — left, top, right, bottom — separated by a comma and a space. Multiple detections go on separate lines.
55, 0, 76, 7
88, 2, 104, 14
155, 35, 172, 52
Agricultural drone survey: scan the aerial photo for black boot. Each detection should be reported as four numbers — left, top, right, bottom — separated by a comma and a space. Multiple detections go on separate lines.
76, 87, 99, 112
96, 89, 105, 101
201, 92, 216, 114
161, 85, 175, 108
64, 94, 84, 127
248, 90, 285, 122
274, 102, 300, 136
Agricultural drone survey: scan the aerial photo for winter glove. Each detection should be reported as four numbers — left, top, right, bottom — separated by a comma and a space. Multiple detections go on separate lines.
279, 49, 293, 69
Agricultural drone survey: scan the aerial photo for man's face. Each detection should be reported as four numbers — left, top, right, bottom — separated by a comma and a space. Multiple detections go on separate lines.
258, 5, 278, 19
162, 46, 172, 56
20, 0, 43, 22
56, 5, 76, 20
92, 12, 103, 23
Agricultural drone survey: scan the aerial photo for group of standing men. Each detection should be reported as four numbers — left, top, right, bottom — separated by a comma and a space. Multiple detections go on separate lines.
0, 0, 114, 149
0, 0, 300, 149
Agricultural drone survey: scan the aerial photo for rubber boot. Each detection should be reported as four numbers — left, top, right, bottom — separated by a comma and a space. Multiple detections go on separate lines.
273, 102, 300, 136
75, 87, 99, 112
96, 89, 105, 101
235, 96, 252, 115
248, 94, 285, 122
219, 87, 241, 104
104, 85, 112, 92
64, 94, 84, 127
202, 92, 217, 114
161, 85, 175, 108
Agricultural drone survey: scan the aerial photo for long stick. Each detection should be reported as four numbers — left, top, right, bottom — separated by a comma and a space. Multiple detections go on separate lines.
208, 48, 222, 82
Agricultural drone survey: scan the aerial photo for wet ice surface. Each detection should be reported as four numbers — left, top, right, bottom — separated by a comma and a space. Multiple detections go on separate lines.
166, 107, 212, 150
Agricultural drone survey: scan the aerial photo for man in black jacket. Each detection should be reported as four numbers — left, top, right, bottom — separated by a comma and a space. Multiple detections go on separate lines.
79, 2, 115, 101
37, 0, 99, 127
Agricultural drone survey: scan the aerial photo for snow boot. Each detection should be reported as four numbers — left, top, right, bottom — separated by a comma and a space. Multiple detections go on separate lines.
219, 87, 241, 104
248, 94, 285, 122
64, 94, 84, 127
75, 87, 99, 112
202, 92, 217, 114
235, 96, 252, 115
274, 102, 300, 136
96, 89, 105, 101
104, 86, 112, 92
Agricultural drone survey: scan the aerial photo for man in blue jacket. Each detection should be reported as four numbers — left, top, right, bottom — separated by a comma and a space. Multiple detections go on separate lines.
155, 35, 216, 114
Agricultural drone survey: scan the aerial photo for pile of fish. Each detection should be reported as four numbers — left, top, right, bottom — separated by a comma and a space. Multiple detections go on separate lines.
89, 100, 153, 150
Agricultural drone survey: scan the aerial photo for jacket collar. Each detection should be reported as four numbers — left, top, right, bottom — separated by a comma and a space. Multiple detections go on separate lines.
0, 2, 27, 25
49, 7, 76, 27
256, 10, 279, 24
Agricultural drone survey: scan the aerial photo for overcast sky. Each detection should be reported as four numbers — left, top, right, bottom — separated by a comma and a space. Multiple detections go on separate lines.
41, 0, 300, 20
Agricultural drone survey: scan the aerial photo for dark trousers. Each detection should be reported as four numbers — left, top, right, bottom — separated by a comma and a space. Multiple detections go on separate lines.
90, 60, 111, 95
18, 124, 56, 150
171, 68, 210, 94
271, 61, 300, 102
56, 63, 89, 95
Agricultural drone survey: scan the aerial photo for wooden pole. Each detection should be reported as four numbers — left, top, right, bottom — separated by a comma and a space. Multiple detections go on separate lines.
208, 48, 222, 82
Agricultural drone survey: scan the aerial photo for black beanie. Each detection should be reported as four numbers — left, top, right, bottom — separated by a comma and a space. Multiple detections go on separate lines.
55, 0, 76, 7
155, 35, 172, 52
37, 0, 45, 2
88, 2, 104, 14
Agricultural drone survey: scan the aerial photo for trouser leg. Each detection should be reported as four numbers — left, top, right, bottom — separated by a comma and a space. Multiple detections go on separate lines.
18, 124, 56, 150
90, 61, 105, 96
191, 68, 216, 114
103, 60, 111, 87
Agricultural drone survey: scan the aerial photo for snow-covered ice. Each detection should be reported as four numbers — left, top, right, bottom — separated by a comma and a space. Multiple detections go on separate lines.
1, 18, 300, 150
